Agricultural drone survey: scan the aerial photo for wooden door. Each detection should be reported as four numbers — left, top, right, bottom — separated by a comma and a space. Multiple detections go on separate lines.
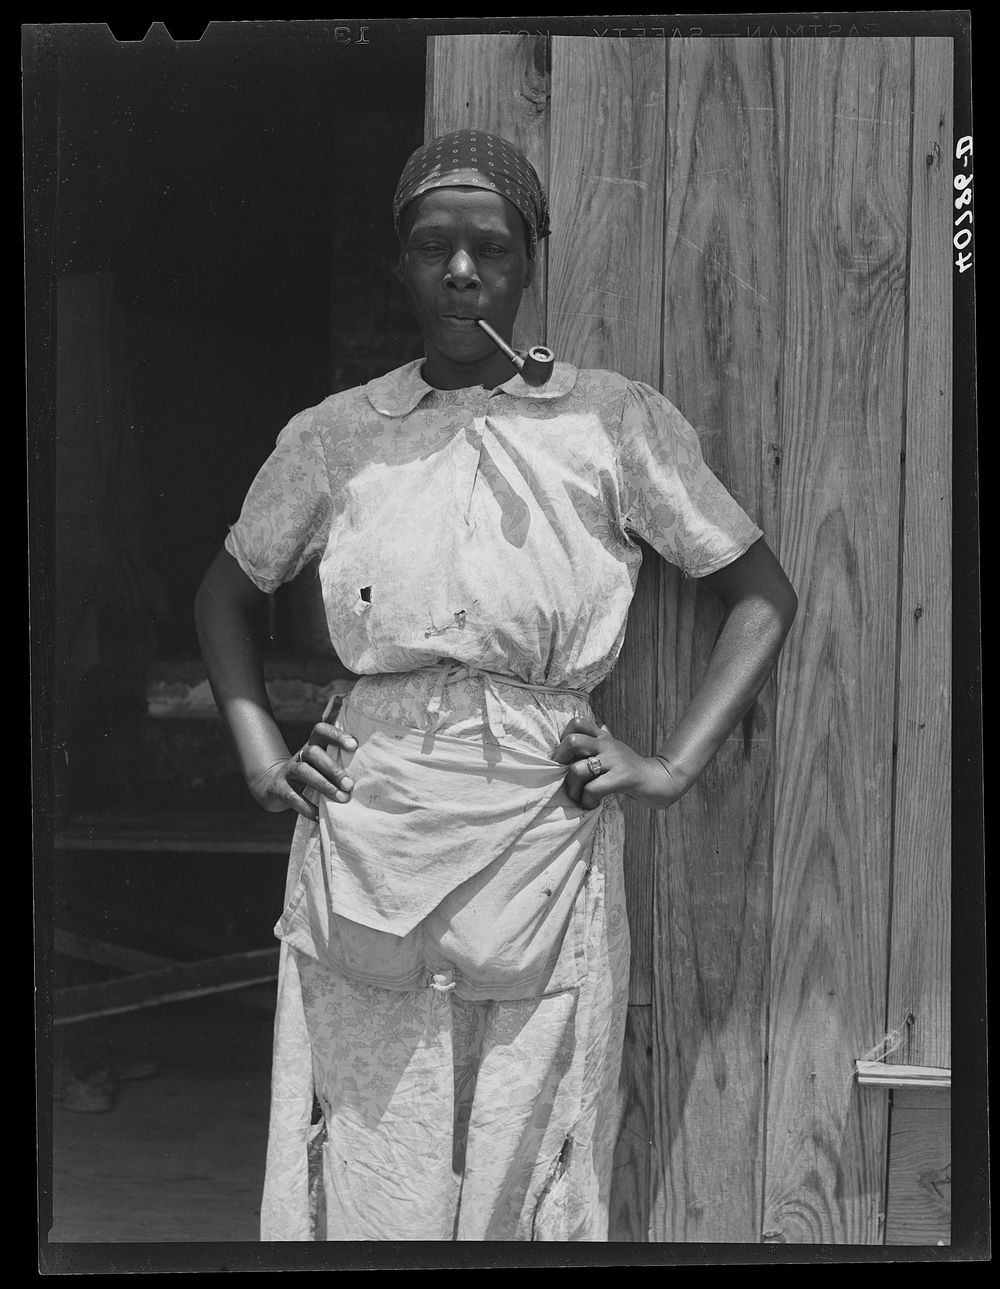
426, 33, 952, 1244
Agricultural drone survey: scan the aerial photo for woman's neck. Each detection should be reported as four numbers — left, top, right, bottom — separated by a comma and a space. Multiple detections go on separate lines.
419, 348, 519, 392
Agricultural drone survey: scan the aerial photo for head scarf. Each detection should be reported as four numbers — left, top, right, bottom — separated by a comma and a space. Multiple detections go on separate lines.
393, 129, 551, 258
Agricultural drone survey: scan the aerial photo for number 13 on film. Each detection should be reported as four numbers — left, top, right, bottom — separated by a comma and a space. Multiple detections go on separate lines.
954, 136, 973, 275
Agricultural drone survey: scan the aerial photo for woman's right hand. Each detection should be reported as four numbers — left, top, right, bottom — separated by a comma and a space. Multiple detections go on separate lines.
247, 722, 359, 822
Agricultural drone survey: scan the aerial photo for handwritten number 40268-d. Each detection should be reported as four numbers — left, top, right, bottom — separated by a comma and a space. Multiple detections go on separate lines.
954, 135, 973, 276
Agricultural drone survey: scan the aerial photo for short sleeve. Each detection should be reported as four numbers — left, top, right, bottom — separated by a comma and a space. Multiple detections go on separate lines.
224, 410, 333, 593
618, 382, 763, 577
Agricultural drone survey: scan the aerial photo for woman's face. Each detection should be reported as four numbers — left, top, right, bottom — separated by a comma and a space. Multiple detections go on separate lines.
398, 187, 533, 389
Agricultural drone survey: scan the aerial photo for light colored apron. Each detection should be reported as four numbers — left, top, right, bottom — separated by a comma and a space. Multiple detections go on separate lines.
275, 665, 603, 1001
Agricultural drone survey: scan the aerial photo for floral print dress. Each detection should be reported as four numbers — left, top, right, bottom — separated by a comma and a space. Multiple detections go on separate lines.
224, 360, 762, 1240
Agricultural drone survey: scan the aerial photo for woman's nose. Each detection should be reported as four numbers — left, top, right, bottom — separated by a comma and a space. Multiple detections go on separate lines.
444, 250, 480, 288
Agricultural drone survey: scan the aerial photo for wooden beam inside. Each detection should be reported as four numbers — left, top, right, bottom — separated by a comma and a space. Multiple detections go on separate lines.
54, 812, 295, 854
54, 947, 280, 1025
54, 929, 279, 1014
54, 928, 175, 974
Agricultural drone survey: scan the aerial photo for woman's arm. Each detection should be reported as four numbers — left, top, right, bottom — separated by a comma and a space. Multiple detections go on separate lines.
194, 549, 356, 821
553, 538, 797, 809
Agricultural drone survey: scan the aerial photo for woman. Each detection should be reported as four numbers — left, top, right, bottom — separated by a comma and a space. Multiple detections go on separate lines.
195, 129, 797, 1242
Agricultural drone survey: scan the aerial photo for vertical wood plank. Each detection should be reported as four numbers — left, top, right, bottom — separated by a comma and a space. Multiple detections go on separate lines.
547, 37, 666, 381
884, 1089, 951, 1245
594, 545, 659, 1009
425, 34, 550, 355
547, 35, 667, 1013
649, 38, 784, 1243
887, 37, 953, 1072
609, 1004, 652, 1241
763, 39, 913, 1244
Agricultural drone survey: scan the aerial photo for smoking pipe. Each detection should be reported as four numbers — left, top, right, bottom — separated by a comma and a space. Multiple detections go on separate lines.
476, 319, 556, 386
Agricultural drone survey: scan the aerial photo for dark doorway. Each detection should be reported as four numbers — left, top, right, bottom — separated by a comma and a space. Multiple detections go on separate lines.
43, 25, 426, 820
32, 26, 426, 1244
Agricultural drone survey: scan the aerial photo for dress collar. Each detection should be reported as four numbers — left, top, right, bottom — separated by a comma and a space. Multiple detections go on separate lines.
364, 359, 578, 417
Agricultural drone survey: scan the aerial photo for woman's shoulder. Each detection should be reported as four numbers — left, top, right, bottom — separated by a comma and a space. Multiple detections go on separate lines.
570, 366, 631, 393
568, 368, 680, 422
276, 374, 400, 447
570, 368, 672, 399
559, 367, 629, 417
297, 382, 378, 424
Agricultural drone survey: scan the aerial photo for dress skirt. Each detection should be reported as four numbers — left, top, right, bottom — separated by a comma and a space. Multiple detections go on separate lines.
258, 670, 631, 1241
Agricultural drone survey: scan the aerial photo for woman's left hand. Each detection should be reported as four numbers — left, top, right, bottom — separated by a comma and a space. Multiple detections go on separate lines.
552, 717, 688, 812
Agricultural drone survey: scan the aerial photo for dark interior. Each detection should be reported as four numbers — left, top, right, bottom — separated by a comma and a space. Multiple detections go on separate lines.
47, 26, 426, 822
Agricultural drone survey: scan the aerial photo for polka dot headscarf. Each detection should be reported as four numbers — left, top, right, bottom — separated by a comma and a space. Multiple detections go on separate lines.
393, 130, 551, 258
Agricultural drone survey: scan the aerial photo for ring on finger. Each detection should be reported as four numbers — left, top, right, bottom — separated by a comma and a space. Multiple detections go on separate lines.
294, 747, 307, 764
587, 755, 605, 779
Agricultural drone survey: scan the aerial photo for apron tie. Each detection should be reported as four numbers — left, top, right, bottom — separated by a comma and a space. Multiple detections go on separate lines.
426, 660, 591, 743
425, 662, 453, 734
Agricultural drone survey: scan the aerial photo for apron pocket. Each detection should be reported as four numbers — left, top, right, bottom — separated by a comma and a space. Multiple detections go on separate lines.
422, 803, 596, 997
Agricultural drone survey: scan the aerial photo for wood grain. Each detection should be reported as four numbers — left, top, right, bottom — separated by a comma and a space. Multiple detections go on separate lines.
609, 1004, 652, 1241
547, 37, 666, 380
649, 37, 784, 1243
425, 34, 550, 355
548, 35, 668, 1008
884, 1089, 951, 1245
763, 38, 913, 1244
887, 37, 953, 1071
